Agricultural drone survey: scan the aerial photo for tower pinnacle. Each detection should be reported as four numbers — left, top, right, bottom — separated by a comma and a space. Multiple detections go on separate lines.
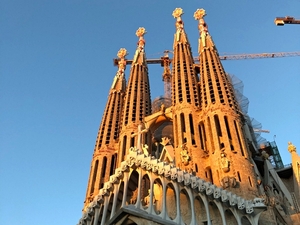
172, 8, 189, 45
111, 48, 127, 90
133, 27, 147, 64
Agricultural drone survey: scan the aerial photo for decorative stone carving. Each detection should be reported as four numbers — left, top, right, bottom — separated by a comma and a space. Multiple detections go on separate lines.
214, 187, 221, 199
221, 176, 237, 189
288, 142, 296, 153
194, 8, 209, 48
170, 167, 178, 180
180, 143, 190, 166
184, 172, 191, 186
205, 183, 214, 196
237, 197, 245, 209
142, 144, 149, 157
261, 150, 269, 160
253, 197, 265, 206
198, 179, 206, 192
221, 190, 229, 202
116, 48, 127, 75
191, 176, 199, 189
129, 188, 138, 204
229, 193, 237, 206
172, 8, 184, 42
143, 189, 157, 207
245, 200, 254, 214
220, 152, 230, 172
177, 170, 184, 183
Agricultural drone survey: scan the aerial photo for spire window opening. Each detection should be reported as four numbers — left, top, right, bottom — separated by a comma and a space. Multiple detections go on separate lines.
234, 121, 245, 156
207, 117, 213, 153
189, 114, 196, 145
198, 123, 206, 151
205, 167, 214, 184
180, 113, 186, 144
110, 154, 117, 176
130, 133, 135, 147
248, 176, 253, 187
90, 159, 99, 195
101, 157, 107, 178
224, 116, 232, 140
237, 171, 241, 182
122, 135, 127, 161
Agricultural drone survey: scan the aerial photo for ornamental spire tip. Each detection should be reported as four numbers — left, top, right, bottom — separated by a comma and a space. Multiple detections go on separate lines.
172, 8, 184, 19
194, 8, 206, 20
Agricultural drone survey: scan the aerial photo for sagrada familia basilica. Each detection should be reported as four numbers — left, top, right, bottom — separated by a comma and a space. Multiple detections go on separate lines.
77, 8, 300, 225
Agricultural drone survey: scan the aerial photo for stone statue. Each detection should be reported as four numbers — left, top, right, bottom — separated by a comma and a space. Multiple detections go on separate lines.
180, 143, 190, 165
261, 150, 269, 160
220, 152, 230, 172
288, 142, 296, 153
129, 188, 138, 204
142, 144, 149, 157
143, 189, 156, 207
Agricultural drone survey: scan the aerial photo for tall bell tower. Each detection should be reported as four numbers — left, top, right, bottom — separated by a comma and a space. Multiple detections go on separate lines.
83, 48, 127, 209
193, 9, 259, 198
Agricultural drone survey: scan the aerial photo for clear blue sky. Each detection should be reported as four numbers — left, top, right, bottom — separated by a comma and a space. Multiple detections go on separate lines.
1, 1, 299, 224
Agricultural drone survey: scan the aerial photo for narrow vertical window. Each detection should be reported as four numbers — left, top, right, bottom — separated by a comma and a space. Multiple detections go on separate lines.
205, 167, 214, 184
214, 115, 222, 137
198, 124, 204, 150
207, 117, 213, 153
237, 171, 241, 182
234, 121, 245, 156
101, 157, 107, 178
130, 132, 135, 148
189, 114, 195, 145
110, 154, 116, 176
180, 113, 186, 143
224, 116, 232, 140
248, 176, 253, 187
122, 135, 127, 161
90, 160, 99, 194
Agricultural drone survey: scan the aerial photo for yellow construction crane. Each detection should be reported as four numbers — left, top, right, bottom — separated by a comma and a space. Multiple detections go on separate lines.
274, 16, 300, 26
113, 51, 300, 98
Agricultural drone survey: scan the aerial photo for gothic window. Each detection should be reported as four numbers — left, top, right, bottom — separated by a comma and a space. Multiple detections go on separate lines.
90, 159, 99, 195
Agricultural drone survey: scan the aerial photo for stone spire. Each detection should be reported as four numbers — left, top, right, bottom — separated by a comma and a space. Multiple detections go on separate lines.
194, 8, 240, 112
118, 28, 152, 165
171, 8, 200, 107
83, 48, 127, 210
193, 9, 259, 199
170, 8, 200, 171
95, 48, 127, 150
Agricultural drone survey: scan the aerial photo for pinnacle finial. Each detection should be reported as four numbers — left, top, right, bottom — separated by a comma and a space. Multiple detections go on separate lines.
117, 48, 127, 59
194, 8, 209, 50
136, 27, 146, 52
172, 8, 184, 19
116, 48, 127, 75
136, 27, 146, 38
288, 142, 297, 153
194, 8, 206, 20
194, 8, 208, 34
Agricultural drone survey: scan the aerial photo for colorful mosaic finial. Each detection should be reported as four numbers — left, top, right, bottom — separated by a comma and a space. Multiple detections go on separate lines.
136, 27, 146, 37
117, 48, 127, 59
194, 8, 208, 34
172, 8, 184, 19
194, 8, 206, 20
136, 27, 146, 52
116, 48, 127, 75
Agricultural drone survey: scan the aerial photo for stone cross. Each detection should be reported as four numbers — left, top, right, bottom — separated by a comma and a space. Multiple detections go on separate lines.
131, 124, 148, 151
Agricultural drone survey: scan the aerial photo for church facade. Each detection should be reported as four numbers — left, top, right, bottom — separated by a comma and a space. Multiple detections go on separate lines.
78, 8, 300, 225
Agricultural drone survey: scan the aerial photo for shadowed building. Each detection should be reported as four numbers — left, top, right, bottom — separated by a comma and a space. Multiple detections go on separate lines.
78, 8, 300, 225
